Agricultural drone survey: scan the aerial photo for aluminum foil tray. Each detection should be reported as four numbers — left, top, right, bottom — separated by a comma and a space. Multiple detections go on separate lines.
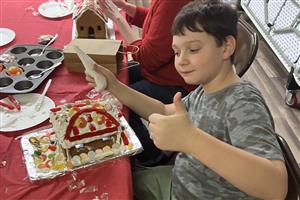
20, 117, 143, 181
0, 44, 64, 93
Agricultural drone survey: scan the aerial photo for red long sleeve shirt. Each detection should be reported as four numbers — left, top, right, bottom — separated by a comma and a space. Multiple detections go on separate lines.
126, 0, 194, 91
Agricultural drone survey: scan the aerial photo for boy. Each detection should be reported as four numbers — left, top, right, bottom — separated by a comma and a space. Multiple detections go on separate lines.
86, 1, 287, 199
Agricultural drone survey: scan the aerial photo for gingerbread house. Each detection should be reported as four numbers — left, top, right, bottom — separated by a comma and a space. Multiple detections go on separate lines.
74, 0, 108, 39
49, 99, 128, 167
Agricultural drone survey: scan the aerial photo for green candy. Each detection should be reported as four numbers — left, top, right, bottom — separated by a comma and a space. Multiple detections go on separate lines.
48, 153, 56, 159
34, 150, 41, 157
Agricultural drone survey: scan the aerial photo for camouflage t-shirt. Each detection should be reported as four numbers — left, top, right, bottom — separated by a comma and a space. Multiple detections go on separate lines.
171, 81, 284, 200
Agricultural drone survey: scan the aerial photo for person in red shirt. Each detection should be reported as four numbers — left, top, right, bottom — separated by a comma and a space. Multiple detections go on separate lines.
99, 0, 193, 166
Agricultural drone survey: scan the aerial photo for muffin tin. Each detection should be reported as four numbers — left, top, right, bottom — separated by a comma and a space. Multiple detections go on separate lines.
0, 44, 64, 93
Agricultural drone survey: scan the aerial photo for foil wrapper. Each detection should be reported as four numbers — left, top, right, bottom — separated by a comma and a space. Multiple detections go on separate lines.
20, 117, 143, 181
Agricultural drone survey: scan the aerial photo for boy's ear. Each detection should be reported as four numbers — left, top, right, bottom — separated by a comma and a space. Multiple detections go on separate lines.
222, 36, 236, 60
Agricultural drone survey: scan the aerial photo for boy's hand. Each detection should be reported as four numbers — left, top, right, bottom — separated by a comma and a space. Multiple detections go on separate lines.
85, 63, 119, 92
148, 92, 196, 152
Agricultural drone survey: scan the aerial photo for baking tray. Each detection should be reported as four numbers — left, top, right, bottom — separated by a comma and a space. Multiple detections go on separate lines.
0, 44, 64, 93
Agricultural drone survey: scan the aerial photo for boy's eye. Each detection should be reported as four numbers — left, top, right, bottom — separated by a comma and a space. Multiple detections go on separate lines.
174, 51, 180, 56
190, 48, 199, 53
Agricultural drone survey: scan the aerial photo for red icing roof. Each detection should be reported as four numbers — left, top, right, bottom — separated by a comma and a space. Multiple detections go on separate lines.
65, 107, 120, 142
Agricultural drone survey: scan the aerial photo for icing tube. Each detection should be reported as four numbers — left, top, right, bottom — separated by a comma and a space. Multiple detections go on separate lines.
73, 45, 107, 91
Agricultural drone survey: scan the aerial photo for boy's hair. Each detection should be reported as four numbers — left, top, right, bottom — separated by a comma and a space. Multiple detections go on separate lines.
172, 0, 238, 47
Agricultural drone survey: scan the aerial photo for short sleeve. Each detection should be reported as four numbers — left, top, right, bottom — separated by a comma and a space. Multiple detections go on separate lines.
226, 95, 284, 161
182, 86, 203, 108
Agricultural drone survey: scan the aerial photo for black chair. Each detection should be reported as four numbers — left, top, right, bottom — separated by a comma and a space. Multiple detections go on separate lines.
233, 18, 259, 77
276, 134, 300, 200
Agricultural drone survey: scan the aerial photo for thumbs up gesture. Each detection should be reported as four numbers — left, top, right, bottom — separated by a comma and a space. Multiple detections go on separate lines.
173, 92, 187, 114
148, 92, 196, 152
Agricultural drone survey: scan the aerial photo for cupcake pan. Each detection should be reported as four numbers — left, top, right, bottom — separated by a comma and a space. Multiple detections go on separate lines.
0, 44, 64, 93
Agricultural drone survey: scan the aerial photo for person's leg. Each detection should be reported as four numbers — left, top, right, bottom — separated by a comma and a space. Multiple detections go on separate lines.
129, 80, 188, 165
133, 165, 173, 200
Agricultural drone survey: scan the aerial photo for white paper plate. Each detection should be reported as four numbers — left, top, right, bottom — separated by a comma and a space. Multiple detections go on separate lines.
0, 93, 55, 132
38, 1, 73, 19
0, 28, 15, 46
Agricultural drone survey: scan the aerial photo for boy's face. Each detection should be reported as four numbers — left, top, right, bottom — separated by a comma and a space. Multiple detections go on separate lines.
172, 28, 231, 86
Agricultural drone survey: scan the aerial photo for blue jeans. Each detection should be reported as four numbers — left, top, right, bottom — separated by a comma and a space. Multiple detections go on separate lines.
129, 64, 188, 165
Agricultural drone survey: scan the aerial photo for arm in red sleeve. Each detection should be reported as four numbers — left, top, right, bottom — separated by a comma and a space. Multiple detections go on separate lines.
130, 0, 191, 72
126, 6, 149, 28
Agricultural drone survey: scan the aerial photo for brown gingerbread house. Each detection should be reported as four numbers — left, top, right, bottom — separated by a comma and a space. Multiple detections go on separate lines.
74, 0, 108, 39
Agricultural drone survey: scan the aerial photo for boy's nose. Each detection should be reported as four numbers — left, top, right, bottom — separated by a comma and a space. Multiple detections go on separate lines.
177, 53, 189, 66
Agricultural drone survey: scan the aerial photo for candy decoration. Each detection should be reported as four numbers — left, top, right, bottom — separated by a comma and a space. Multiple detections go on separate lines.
127, 143, 133, 150
48, 145, 57, 151
34, 150, 42, 157
89, 124, 96, 132
45, 160, 52, 168
40, 146, 49, 152
87, 114, 93, 122
48, 153, 56, 159
66, 160, 73, 169
40, 135, 51, 144
80, 153, 88, 163
39, 154, 47, 161
50, 107, 61, 112
118, 112, 122, 118
96, 115, 105, 125
55, 153, 65, 162
121, 132, 129, 145
102, 146, 111, 152
38, 163, 47, 169
51, 163, 65, 171
78, 117, 87, 128
87, 151, 96, 161
104, 103, 112, 111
